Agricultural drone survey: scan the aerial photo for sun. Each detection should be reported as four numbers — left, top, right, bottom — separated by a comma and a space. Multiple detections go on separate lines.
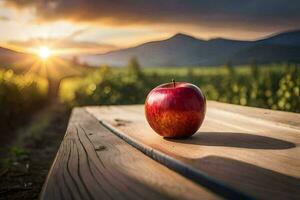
38, 46, 52, 60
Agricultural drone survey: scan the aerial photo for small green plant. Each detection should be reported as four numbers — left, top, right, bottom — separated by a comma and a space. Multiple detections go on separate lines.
0, 146, 28, 170
9, 146, 27, 157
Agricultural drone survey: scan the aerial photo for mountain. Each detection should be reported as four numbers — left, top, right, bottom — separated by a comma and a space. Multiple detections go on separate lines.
0, 47, 27, 62
80, 29, 300, 66
0, 47, 31, 71
257, 29, 300, 46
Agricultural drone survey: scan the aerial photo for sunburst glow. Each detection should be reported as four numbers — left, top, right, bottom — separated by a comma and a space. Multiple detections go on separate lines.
38, 46, 52, 60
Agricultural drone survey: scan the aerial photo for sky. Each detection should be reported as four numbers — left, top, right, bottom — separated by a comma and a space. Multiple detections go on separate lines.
1, 0, 300, 55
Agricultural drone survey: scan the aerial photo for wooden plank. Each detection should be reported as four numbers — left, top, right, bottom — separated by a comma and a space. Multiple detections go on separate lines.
208, 101, 300, 130
40, 108, 221, 200
86, 101, 300, 200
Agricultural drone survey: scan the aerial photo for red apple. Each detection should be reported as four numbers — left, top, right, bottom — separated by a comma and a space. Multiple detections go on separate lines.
145, 80, 206, 138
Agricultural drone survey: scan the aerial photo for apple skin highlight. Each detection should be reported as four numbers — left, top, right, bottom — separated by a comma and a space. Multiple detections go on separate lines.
145, 82, 206, 138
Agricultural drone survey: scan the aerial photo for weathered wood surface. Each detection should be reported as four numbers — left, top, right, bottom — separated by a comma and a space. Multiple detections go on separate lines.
86, 101, 300, 200
40, 108, 220, 200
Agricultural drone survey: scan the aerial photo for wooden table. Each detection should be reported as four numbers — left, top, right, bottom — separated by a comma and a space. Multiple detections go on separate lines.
40, 101, 300, 200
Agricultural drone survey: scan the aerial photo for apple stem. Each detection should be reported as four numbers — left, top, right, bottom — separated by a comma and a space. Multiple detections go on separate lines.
172, 79, 175, 88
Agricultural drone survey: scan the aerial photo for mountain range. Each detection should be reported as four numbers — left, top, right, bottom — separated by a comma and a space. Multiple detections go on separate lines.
1, 29, 300, 68
80, 29, 300, 66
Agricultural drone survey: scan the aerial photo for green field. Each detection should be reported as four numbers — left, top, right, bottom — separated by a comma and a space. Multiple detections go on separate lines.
142, 64, 283, 75
59, 62, 299, 113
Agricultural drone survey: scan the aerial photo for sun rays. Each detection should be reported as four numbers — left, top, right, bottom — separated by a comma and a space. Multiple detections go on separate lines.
10, 51, 82, 82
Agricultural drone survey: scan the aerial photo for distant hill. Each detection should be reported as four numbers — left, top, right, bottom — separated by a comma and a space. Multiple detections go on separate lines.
0, 47, 28, 65
0, 47, 39, 73
80, 29, 300, 66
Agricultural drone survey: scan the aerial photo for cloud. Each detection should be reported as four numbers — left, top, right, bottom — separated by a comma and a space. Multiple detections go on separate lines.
7, 35, 117, 54
8, 27, 117, 54
4, 0, 300, 32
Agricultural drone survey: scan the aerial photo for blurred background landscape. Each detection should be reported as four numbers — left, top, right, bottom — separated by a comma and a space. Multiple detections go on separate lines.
0, 0, 300, 199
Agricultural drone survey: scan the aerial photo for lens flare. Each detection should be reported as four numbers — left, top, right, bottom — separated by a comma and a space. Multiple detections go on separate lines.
38, 46, 52, 60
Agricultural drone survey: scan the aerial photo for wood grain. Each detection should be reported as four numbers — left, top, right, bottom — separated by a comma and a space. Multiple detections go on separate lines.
40, 108, 220, 200
86, 101, 300, 200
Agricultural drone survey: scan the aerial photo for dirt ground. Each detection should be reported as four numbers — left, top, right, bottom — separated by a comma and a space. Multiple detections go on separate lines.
0, 104, 71, 200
